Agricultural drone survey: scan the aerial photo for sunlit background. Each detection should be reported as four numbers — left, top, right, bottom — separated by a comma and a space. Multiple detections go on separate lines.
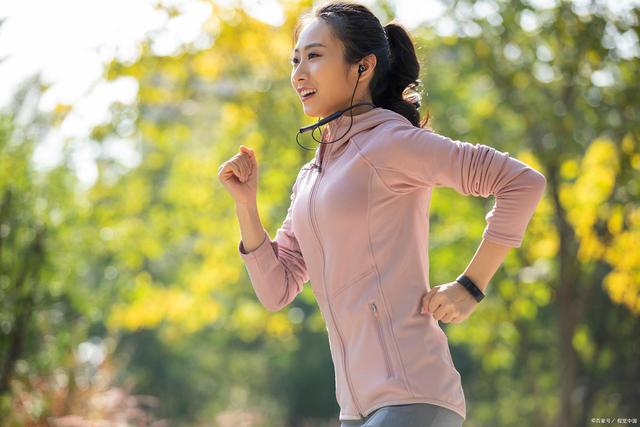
0, 0, 639, 425
0, 0, 450, 188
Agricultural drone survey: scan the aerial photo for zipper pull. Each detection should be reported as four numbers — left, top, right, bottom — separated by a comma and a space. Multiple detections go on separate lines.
370, 302, 378, 314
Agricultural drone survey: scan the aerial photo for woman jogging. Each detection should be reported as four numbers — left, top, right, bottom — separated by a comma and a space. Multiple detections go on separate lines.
217, 2, 546, 426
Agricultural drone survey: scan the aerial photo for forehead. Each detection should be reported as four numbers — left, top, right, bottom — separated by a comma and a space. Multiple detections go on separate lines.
293, 19, 338, 52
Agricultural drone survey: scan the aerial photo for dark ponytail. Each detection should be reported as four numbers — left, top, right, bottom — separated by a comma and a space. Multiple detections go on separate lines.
377, 22, 429, 128
293, 1, 431, 129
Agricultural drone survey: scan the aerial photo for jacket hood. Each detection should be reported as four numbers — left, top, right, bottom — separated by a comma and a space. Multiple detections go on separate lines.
316, 106, 408, 161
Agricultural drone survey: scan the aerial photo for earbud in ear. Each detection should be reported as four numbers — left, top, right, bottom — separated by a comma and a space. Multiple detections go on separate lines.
358, 64, 366, 74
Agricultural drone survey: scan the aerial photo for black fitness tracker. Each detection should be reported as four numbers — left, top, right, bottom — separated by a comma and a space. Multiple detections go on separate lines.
456, 274, 485, 302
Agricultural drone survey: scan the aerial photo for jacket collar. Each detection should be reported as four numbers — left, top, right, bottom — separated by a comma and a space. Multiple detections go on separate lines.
314, 106, 403, 162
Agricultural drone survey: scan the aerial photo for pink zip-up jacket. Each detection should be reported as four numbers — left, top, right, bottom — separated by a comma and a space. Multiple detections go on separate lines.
237, 107, 546, 421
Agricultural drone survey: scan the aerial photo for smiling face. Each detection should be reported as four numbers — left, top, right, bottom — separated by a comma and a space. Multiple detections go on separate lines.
290, 18, 374, 118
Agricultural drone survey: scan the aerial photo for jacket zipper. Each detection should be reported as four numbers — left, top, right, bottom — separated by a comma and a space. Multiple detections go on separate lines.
309, 139, 364, 417
369, 302, 393, 379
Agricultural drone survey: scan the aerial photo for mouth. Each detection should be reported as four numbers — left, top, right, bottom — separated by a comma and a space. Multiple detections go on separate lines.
300, 89, 317, 102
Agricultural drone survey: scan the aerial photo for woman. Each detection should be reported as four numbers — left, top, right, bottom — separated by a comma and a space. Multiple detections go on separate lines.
218, 2, 546, 426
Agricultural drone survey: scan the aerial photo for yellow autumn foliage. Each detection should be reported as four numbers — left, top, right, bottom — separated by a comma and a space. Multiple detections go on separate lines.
558, 136, 640, 315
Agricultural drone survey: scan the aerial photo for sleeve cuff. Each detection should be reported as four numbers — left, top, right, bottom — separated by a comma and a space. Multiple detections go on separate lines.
238, 229, 280, 273
482, 229, 522, 248
239, 229, 268, 254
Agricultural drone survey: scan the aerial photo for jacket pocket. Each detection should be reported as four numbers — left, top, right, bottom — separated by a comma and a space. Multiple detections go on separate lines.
331, 267, 376, 298
368, 301, 394, 379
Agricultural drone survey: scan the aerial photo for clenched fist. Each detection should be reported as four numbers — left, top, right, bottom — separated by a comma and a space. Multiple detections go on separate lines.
218, 145, 259, 205
419, 281, 478, 324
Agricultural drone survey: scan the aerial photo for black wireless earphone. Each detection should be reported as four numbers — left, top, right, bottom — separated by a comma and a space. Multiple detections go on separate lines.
296, 62, 376, 158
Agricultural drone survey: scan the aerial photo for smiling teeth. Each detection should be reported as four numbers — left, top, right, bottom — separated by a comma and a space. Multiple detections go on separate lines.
301, 89, 316, 96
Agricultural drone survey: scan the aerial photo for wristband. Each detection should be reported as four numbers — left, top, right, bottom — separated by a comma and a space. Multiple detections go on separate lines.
456, 274, 485, 302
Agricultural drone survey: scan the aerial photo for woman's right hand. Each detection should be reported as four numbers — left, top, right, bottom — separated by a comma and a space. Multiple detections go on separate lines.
217, 145, 259, 205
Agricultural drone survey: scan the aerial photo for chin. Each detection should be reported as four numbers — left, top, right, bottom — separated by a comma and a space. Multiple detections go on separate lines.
303, 105, 327, 118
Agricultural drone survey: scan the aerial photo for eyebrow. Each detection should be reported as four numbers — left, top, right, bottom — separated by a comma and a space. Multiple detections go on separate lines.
293, 43, 327, 53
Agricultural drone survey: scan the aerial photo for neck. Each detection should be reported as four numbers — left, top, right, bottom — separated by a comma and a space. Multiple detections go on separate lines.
348, 105, 375, 117
340, 97, 374, 117
343, 99, 375, 116
320, 100, 375, 138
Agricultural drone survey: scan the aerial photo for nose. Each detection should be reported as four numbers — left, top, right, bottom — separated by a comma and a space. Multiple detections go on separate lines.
291, 62, 308, 85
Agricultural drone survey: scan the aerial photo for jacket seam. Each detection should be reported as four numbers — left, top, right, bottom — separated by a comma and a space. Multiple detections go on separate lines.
320, 141, 365, 415
351, 136, 405, 195
366, 168, 414, 397
360, 396, 466, 420
376, 165, 429, 193
351, 133, 429, 195
340, 396, 466, 422
251, 230, 271, 275
329, 267, 376, 299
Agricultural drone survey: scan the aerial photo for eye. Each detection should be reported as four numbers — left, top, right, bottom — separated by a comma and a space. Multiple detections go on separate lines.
290, 52, 321, 65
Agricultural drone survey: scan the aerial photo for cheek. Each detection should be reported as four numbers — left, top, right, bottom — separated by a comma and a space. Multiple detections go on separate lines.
314, 64, 344, 92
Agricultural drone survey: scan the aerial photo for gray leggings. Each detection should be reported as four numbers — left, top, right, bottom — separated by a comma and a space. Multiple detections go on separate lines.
339, 403, 464, 427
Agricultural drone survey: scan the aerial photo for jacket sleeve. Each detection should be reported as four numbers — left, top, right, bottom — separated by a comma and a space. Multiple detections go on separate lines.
237, 176, 309, 312
375, 123, 547, 248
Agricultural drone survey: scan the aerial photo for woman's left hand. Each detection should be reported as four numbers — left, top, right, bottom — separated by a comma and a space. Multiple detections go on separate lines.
419, 281, 478, 324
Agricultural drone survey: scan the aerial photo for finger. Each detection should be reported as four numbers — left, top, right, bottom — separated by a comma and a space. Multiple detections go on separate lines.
245, 150, 257, 166
240, 145, 255, 157
233, 162, 247, 182
242, 157, 254, 181
217, 161, 230, 176
426, 289, 438, 314
242, 155, 254, 175
223, 162, 242, 181
441, 310, 456, 323
222, 160, 236, 175
239, 157, 252, 181
241, 152, 253, 170
420, 290, 431, 314
239, 147, 255, 164
431, 304, 446, 321
237, 157, 249, 180
228, 160, 242, 182
419, 292, 428, 314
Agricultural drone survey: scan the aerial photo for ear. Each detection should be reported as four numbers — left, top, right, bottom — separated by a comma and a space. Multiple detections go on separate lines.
357, 53, 377, 78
